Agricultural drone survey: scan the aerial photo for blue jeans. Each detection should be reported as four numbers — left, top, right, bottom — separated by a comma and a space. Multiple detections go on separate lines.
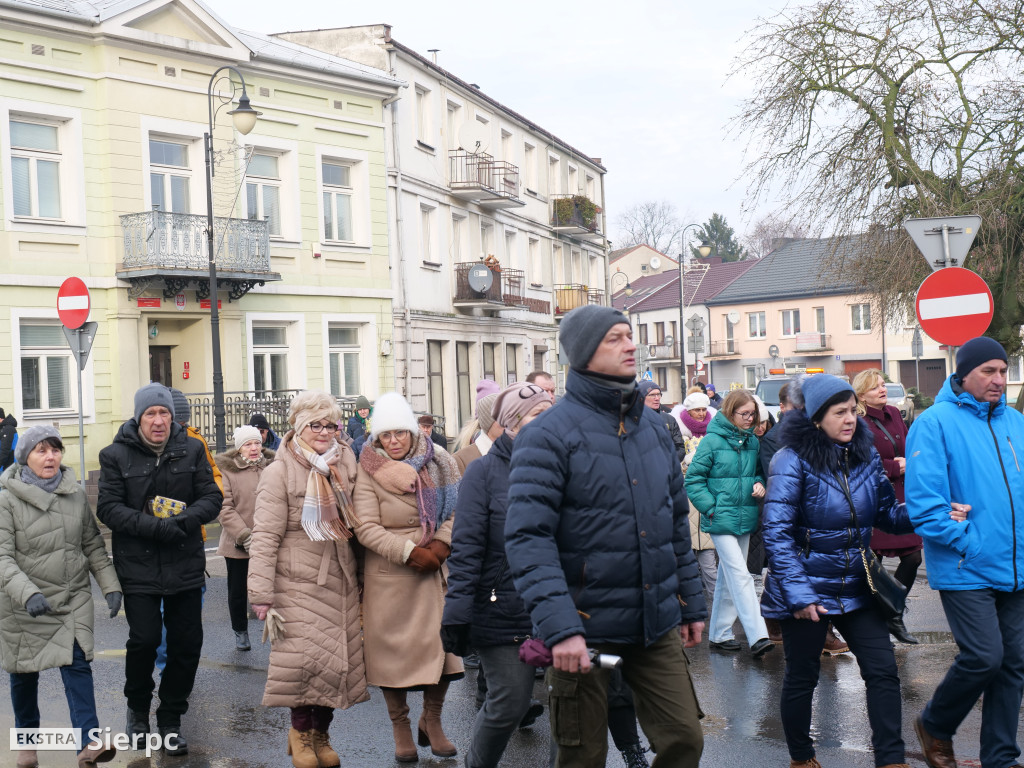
923, 588, 1024, 768
709, 533, 769, 645
780, 606, 903, 766
466, 644, 537, 768
10, 641, 99, 752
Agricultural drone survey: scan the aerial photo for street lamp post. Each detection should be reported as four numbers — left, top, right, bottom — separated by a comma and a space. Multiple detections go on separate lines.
674, 224, 712, 397
205, 66, 260, 453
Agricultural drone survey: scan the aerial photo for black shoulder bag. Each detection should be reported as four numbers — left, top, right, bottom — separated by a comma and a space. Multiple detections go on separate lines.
837, 467, 907, 620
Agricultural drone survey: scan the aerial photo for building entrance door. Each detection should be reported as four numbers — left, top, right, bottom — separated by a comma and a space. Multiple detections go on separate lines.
149, 346, 173, 387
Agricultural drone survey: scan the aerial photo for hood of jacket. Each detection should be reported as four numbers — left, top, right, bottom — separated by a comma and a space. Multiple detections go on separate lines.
1, 464, 79, 506
776, 408, 876, 475
0, 414, 17, 431
488, 431, 514, 463
215, 446, 275, 474
706, 410, 754, 445
936, 373, 1005, 419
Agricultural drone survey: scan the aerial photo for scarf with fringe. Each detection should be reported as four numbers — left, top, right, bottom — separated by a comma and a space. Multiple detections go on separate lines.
290, 435, 356, 541
358, 431, 460, 546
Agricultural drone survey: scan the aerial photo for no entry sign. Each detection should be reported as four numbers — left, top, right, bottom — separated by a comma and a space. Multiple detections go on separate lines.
915, 267, 993, 346
57, 277, 91, 329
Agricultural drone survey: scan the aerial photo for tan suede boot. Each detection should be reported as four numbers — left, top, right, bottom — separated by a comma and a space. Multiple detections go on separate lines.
382, 687, 418, 763
418, 681, 457, 757
77, 742, 117, 768
790, 759, 822, 767
16, 751, 38, 768
286, 728, 318, 768
311, 730, 340, 768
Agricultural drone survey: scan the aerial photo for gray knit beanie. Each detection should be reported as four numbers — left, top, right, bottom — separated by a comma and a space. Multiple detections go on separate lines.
168, 388, 190, 425
559, 305, 629, 369
15, 425, 62, 465
134, 383, 175, 423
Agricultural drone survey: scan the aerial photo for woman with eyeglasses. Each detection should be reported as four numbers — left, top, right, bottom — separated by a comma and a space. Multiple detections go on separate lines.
685, 389, 774, 658
248, 390, 366, 768
352, 392, 463, 763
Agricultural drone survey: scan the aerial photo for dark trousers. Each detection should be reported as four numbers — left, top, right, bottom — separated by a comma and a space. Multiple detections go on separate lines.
780, 606, 903, 766
224, 557, 250, 632
607, 668, 641, 750
123, 589, 203, 725
10, 641, 99, 750
923, 588, 1024, 768
466, 644, 537, 768
547, 630, 703, 768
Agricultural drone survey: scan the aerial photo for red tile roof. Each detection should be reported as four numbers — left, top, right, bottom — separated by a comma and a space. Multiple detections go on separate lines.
611, 259, 760, 313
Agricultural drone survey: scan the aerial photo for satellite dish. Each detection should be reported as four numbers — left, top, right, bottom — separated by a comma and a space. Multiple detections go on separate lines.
727, 310, 740, 324
649, 256, 662, 270
458, 121, 491, 154
467, 263, 494, 294
769, 344, 780, 358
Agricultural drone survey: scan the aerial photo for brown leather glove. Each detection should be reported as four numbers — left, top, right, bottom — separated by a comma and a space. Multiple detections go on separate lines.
406, 546, 441, 573
425, 539, 451, 565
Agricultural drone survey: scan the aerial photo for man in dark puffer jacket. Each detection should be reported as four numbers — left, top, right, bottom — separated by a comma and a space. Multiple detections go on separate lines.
97, 383, 223, 754
505, 305, 706, 768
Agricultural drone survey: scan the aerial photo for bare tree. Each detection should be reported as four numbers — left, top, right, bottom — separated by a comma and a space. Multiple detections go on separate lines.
732, 0, 1024, 353
744, 214, 809, 259
614, 200, 681, 252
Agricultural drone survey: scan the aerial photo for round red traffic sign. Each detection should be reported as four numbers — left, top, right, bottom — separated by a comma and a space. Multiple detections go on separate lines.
57, 277, 91, 329
915, 267, 993, 346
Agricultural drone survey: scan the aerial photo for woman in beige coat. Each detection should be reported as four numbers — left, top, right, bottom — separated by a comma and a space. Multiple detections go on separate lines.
215, 425, 274, 652
248, 391, 367, 768
353, 392, 462, 763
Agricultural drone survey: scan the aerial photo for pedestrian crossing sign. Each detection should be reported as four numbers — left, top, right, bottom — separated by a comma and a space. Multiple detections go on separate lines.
642, 370, 653, 381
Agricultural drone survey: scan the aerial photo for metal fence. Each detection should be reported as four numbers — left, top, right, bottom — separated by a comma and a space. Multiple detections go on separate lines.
119, 210, 271, 273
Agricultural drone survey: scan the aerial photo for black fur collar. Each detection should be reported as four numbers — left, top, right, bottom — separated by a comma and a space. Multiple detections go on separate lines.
776, 410, 876, 473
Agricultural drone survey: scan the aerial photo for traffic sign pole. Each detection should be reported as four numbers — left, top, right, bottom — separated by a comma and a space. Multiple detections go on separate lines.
57, 278, 93, 487
75, 328, 85, 485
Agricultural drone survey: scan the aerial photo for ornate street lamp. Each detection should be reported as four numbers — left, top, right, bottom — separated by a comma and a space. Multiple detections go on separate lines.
675, 225, 712, 395
205, 66, 261, 452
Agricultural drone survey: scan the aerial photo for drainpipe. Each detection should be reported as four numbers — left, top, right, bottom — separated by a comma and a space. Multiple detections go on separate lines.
386, 47, 412, 398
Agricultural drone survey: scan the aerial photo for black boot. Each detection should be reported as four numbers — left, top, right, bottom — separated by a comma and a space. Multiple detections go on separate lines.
887, 612, 919, 644
620, 742, 650, 768
126, 707, 149, 750
158, 726, 188, 756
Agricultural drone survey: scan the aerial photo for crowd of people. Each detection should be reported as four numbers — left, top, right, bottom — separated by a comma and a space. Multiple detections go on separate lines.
1, 307, 1023, 768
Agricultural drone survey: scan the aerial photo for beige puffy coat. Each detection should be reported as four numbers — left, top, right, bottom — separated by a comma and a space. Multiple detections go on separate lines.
353, 465, 462, 688
0, 465, 120, 673
214, 447, 274, 559
247, 439, 368, 709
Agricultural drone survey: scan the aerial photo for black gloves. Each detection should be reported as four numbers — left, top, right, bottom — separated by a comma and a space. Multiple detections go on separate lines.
174, 514, 201, 536
440, 624, 471, 657
154, 518, 186, 542
25, 593, 52, 617
106, 591, 122, 618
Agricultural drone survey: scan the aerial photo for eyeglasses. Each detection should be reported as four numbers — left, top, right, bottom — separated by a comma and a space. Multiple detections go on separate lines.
645, 391, 662, 398
734, 409, 756, 420
379, 430, 411, 443
307, 422, 339, 434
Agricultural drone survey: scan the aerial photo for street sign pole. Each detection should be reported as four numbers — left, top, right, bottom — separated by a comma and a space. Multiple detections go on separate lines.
75, 328, 85, 485
57, 278, 93, 487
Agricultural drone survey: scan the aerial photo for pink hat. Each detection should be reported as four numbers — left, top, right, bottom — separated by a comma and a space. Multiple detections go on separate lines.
493, 382, 550, 431
476, 379, 500, 401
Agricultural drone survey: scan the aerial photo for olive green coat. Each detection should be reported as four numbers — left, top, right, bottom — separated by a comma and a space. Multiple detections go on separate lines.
0, 465, 120, 673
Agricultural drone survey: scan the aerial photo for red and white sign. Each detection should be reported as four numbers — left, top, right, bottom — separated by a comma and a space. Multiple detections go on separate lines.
915, 267, 993, 346
57, 277, 90, 329
695, 360, 705, 372
175, 293, 186, 310
137, 297, 161, 308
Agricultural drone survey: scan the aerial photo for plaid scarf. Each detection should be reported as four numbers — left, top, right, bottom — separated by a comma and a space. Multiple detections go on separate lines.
290, 434, 356, 541
359, 431, 460, 546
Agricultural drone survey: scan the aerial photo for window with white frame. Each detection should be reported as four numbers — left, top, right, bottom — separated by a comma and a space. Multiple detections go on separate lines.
851, 303, 871, 332
1009, 356, 1023, 383
415, 86, 432, 145
523, 143, 536, 191
451, 213, 466, 262
567, 164, 578, 194
781, 309, 801, 337
456, 342, 472, 428
321, 159, 353, 242
421, 204, 436, 264
547, 155, 560, 195
505, 344, 519, 386
504, 230, 516, 269
748, 311, 766, 339
744, 366, 758, 389
149, 137, 192, 214
427, 340, 445, 418
501, 130, 512, 162
481, 220, 494, 258
552, 243, 564, 283
585, 173, 595, 199
11, 118, 63, 219
245, 152, 282, 236
482, 343, 497, 381
252, 325, 289, 395
528, 238, 542, 284
446, 101, 461, 150
327, 325, 360, 397
20, 321, 73, 412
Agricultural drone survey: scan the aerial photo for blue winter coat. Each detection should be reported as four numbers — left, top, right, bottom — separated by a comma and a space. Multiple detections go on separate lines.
760, 410, 911, 619
443, 433, 532, 647
906, 375, 1024, 591
505, 369, 707, 648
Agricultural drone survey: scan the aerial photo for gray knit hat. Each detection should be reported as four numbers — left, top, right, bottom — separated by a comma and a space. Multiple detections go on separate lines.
168, 388, 190, 425
15, 425, 62, 465
559, 305, 629, 369
134, 383, 175, 423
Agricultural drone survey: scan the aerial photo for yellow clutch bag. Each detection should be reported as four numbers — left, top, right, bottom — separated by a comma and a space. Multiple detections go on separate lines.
151, 496, 187, 518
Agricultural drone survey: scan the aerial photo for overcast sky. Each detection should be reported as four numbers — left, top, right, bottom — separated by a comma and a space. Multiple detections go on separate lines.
212, 0, 786, 253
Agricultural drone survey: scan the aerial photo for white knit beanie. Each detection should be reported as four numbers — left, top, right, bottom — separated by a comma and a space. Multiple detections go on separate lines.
233, 425, 262, 450
369, 392, 419, 441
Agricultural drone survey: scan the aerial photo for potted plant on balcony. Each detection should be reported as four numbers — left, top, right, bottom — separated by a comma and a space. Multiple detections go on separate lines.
552, 195, 601, 231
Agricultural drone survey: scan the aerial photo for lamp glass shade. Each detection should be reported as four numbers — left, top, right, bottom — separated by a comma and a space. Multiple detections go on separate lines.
229, 94, 260, 135
698, 241, 713, 258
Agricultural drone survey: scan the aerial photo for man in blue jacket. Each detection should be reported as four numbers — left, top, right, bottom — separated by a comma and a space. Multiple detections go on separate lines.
906, 336, 1024, 768
505, 304, 707, 768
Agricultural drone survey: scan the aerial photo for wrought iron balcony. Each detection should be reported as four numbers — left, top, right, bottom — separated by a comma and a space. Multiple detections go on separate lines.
707, 340, 740, 356
554, 284, 606, 316
449, 151, 525, 208
453, 263, 531, 313
550, 194, 603, 241
117, 210, 281, 300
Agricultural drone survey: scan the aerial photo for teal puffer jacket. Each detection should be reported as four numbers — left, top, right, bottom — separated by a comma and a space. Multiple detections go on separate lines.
685, 411, 764, 535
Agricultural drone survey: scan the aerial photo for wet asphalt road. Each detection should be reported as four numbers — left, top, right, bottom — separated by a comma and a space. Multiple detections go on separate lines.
3, 525, 1022, 767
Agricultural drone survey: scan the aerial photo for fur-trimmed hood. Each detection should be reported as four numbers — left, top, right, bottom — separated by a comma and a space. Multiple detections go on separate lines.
215, 446, 275, 474
776, 409, 877, 474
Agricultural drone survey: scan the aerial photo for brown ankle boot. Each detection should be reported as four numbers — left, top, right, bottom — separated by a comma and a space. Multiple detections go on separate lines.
382, 687, 419, 763
311, 730, 340, 768
77, 742, 117, 768
821, 625, 849, 655
286, 728, 318, 768
16, 751, 38, 768
790, 759, 822, 767
418, 681, 457, 757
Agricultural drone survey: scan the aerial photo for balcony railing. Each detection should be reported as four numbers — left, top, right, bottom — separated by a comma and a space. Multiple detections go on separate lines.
550, 194, 603, 239
646, 342, 680, 359
118, 210, 280, 299
449, 151, 524, 207
794, 332, 833, 352
708, 340, 740, 356
454, 263, 529, 310
554, 284, 605, 315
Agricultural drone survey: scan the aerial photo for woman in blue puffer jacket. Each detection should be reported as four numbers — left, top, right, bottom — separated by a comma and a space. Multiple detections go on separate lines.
763, 374, 922, 768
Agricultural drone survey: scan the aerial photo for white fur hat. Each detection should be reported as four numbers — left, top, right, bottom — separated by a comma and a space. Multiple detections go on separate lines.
682, 392, 710, 410
369, 392, 419, 441
752, 395, 770, 423
233, 425, 262, 450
